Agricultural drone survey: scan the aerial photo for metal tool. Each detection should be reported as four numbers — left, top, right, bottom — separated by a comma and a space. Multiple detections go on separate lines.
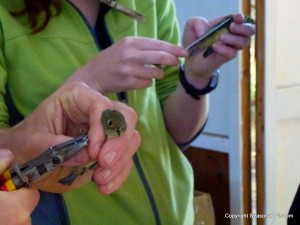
0, 135, 89, 191
58, 109, 127, 185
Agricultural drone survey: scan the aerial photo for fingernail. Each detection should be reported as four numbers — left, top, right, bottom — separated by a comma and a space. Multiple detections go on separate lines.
219, 34, 225, 42
0, 149, 12, 159
183, 49, 189, 57
107, 182, 113, 192
104, 151, 116, 167
100, 169, 111, 181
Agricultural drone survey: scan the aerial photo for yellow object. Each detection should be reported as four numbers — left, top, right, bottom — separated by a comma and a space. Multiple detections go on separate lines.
1, 179, 17, 191
1, 169, 12, 181
194, 191, 215, 225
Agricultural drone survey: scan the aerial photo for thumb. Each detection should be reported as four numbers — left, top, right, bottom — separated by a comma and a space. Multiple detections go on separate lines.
1, 187, 40, 225
0, 149, 14, 173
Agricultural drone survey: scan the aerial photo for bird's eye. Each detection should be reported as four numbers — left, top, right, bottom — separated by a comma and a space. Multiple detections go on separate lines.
107, 120, 113, 127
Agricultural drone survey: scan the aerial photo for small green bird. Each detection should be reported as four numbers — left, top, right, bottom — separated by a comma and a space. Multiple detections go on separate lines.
186, 15, 256, 57
101, 109, 127, 139
58, 109, 127, 186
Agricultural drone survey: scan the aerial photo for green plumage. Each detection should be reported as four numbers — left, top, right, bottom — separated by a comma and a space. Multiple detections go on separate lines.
101, 109, 127, 139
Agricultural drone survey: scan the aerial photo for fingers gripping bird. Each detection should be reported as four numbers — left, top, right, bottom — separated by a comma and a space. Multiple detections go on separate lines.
58, 109, 127, 186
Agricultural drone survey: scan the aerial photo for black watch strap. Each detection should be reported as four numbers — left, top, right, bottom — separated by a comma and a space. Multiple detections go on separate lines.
179, 66, 219, 100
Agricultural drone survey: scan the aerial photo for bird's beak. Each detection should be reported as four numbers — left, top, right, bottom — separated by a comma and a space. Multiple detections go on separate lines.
116, 129, 121, 137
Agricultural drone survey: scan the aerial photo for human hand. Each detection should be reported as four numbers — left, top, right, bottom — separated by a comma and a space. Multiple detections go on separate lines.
67, 37, 187, 93
0, 149, 39, 225
5, 82, 141, 194
182, 13, 255, 85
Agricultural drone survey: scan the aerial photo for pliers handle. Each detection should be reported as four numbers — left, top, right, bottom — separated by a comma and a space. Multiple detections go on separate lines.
0, 135, 89, 191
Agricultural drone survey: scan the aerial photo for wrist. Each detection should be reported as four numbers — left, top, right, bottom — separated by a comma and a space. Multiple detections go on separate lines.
0, 128, 11, 150
185, 73, 211, 89
179, 66, 219, 100
0, 127, 23, 162
183, 65, 217, 88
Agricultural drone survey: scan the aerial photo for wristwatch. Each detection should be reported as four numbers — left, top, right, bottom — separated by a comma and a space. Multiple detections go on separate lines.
179, 66, 219, 100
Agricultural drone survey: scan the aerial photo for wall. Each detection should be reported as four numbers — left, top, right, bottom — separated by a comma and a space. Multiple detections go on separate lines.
264, 0, 300, 223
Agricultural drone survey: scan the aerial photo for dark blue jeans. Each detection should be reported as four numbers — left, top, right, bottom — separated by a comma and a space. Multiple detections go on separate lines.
32, 191, 69, 225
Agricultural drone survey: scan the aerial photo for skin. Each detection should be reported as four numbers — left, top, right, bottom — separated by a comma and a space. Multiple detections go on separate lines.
67, 0, 256, 145
186, 16, 256, 57
0, 3, 255, 223
58, 109, 127, 185
0, 149, 39, 225
164, 14, 255, 144
0, 82, 141, 194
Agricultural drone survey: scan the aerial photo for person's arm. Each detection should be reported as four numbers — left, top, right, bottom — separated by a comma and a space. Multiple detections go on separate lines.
0, 82, 141, 194
0, 149, 40, 225
163, 77, 209, 145
163, 14, 255, 145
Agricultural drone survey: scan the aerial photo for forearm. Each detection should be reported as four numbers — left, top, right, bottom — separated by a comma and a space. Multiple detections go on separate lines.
0, 128, 12, 150
163, 76, 209, 145
0, 127, 19, 154
165, 13, 255, 145
0, 122, 42, 163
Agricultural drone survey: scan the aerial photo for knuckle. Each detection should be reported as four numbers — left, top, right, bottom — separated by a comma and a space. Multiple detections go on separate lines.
155, 41, 165, 50
130, 130, 142, 149
93, 95, 114, 111
156, 70, 164, 79
120, 36, 137, 48
66, 82, 88, 95
119, 49, 135, 62
229, 50, 237, 59
156, 53, 167, 63
125, 76, 137, 88
127, 106, 138, 124
133, 130, 142, 146
245, 38, 251, 47
119, 64, 133, 76
186, 16, 207, 27
140, 79, 153, 89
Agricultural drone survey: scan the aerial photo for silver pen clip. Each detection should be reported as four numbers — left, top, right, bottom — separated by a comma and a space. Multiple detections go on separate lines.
100, 0, 145, 23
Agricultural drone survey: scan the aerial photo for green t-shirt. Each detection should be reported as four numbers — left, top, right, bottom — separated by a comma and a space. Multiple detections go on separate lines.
0, 0, 194, 224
